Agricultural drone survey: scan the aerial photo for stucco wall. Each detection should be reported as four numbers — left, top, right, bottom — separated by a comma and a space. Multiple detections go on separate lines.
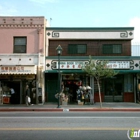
0, 16, 46, 54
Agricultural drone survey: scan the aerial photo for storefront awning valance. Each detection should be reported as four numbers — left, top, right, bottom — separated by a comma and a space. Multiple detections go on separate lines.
45, 70, 84, 73
45, 69, 140, 74
0, 66, 37, 74
116, 70, 140, 74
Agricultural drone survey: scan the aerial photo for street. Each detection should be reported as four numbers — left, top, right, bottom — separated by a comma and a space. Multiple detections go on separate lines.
0, 111, 140, 140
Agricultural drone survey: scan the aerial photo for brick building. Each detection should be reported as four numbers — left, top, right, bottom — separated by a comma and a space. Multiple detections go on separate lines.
45, 27, 140, 103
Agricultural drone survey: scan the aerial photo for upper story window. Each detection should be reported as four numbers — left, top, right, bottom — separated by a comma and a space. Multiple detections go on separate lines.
14, 37, 27, 53
68, 44, 87, 54
102, 44, 122, 54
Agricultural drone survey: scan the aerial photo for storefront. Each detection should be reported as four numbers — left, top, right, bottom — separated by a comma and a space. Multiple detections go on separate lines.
45, 27, 136, 104
0, 65, 37, 104
45, 57, 140, 103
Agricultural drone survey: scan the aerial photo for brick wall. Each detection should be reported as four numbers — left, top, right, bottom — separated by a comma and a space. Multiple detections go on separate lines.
49, 40, 131, 56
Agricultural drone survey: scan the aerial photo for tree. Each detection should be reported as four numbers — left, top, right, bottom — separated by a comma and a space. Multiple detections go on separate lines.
82, 56, 118, 108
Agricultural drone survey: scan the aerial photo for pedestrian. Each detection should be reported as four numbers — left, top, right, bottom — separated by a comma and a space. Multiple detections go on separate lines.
10, 87, 15, 104
0, 86, 3, 104
61, 82, 64, 92
76, 87, 82, 103
86, 86, 93, 105
25, 85, 31, 106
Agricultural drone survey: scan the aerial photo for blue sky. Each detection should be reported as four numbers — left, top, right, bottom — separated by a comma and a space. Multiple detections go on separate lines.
0, 0, 140, 43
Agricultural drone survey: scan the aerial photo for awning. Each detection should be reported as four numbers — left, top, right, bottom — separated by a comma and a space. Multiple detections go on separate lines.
116, 70, 140, 74
45, 70, 84, 73
0, 66, 37, 74
45, 69, 140, 74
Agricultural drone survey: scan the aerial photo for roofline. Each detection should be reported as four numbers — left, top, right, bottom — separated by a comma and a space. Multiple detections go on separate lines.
0, 16, 45, 18
46, 27, 134, 31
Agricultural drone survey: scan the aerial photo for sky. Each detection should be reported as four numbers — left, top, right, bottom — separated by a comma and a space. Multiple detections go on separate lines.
0, 0, 140, 44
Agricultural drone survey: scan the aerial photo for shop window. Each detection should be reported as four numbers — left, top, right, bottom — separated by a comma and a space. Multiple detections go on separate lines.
14, 37, 27, 53
102, 44, 122, 54
68, 44, 87, 54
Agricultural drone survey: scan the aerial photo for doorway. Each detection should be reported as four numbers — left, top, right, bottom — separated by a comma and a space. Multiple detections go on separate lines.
2, 81, 20, 104
63, 80, 79, 103
104, 75, 123, 102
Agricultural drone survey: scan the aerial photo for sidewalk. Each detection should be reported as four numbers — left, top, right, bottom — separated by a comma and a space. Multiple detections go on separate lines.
0, 102, 140, 112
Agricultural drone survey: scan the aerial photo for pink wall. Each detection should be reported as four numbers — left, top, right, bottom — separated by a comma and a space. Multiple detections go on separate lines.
0, 16, 45, 54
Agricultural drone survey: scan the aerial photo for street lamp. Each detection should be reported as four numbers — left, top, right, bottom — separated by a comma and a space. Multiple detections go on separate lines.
56, 45, 62, 108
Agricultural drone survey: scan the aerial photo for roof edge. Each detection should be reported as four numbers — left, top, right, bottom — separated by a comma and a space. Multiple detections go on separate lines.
46, 27, 134, 30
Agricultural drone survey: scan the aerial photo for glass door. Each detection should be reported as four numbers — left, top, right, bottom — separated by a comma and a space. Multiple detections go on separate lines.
104, 75, 123, 102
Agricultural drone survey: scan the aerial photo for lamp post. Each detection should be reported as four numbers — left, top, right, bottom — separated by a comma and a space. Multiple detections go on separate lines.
56, 45, 62, 108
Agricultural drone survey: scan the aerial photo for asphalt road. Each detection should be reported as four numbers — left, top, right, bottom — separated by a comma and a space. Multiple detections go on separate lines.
0, 112, 140, 140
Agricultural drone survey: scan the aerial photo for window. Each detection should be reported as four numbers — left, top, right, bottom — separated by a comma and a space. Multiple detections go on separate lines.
14, 37, 27, 53
68, 44, 87, 54
102, 44, 122, 54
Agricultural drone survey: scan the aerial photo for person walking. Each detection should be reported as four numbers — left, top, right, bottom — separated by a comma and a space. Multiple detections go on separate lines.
25, 85, 31, 106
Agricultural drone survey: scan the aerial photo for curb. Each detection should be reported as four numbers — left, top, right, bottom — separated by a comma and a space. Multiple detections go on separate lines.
69, 108, 140, 112
0, 108, 140, 112
0, 108, 63, 112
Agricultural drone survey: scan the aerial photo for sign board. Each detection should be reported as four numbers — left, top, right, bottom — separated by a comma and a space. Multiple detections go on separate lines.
0, 66, 37, 74
106, 61, 130, 69
55, 61, 88, 69
52, 60, 131, 70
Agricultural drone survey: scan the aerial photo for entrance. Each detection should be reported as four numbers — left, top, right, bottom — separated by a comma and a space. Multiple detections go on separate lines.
63, 80, 79, 103
1, 81, 20, 104
104, 75, 123, 102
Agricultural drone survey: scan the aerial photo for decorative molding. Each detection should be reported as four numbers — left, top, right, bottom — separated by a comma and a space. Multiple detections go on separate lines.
0, 24, 44, 29
46, 63, 50, 67
47, 32, 51, 36
120, 31, 128, 38
52, 31, 59, 37
129, 32, 133, 36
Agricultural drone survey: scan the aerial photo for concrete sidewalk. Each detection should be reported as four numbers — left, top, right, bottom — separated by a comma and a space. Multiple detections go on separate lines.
0, 102, 140, 112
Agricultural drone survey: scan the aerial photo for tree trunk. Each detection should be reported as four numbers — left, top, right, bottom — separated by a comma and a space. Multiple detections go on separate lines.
97, 79, 102, 108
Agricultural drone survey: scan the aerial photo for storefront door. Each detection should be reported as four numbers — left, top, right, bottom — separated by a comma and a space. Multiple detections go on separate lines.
104, 75, 123, 102
47, 80, 58, 102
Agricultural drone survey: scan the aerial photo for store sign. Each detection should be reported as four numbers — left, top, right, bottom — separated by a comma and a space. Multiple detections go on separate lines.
106, 61, 130, 69
53, 60, 130, 70
56, 61, 88, 69
0, 66, 36, 74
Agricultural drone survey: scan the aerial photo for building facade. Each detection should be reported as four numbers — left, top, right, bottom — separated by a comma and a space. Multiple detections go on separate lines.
45, 27, 140, 104
0, 16, 46, 104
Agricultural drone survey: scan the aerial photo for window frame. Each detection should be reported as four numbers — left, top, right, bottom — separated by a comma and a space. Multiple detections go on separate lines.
68, 44, 87, 54
13, 37, 27, 53
102, 44, 122, 54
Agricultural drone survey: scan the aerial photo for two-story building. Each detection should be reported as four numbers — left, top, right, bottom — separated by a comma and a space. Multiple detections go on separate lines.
45, 27, 140, 104
0, 16, 46, 104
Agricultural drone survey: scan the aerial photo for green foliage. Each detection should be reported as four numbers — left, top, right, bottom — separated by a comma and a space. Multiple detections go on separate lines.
82, 56, 118, 80
82, 56, 118, 108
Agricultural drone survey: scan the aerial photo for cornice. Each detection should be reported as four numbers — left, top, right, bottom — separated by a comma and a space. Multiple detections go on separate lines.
0, 24, 44, 29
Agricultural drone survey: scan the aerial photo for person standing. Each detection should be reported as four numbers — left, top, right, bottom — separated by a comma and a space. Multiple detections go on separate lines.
86, 86, 93, 105
25, 85, 31, 106
0, 86, 3, 104
10, 87, 15, 104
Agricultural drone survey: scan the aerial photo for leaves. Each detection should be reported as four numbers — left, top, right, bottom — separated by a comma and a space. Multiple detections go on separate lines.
82, 56, 118, 79
82, 56, 118, 108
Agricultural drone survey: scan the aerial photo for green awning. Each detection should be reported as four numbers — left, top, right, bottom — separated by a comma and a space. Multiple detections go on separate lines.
45, 70, 84, 73
45, 69, 140, 74
116, 70, 140, 74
